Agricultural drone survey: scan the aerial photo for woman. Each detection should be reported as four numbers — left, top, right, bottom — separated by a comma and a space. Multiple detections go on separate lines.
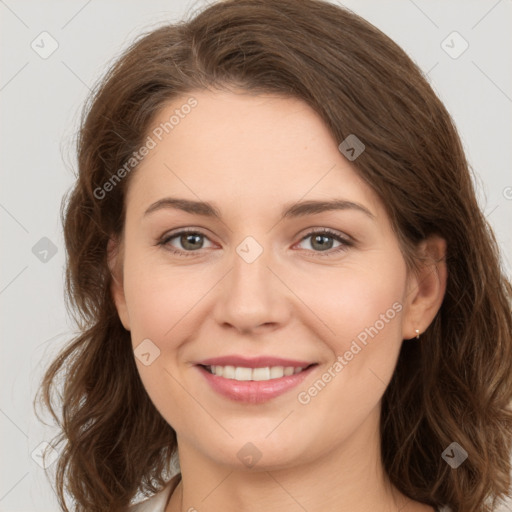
35, 1, 512, 511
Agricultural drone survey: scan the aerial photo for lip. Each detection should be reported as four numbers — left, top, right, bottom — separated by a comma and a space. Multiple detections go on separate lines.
197, 355, 315, 368
196, 363, 318, 404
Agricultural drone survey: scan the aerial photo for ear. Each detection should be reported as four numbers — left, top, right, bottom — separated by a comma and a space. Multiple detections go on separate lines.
402, 234, 447, 340
107, 236, 131, 331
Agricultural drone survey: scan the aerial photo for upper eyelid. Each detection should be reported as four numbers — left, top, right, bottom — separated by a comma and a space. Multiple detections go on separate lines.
161, 228, 216, 244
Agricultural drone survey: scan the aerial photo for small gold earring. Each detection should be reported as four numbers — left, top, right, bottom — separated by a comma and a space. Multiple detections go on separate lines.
415, 329, 420, 339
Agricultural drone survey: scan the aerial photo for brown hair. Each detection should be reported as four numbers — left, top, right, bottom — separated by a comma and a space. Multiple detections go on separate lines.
35, 0, 512, 510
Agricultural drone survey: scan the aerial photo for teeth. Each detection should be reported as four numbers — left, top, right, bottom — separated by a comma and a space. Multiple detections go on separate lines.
208, 365, 304, 381
235, 367, 252, 381
252, 367, 270, 381
269, 366, 284, 378
211, 365, 223, 377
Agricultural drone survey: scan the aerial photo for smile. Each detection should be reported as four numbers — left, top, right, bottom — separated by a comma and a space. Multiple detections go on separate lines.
203, 364, 309, 381
196, 362, 318, 404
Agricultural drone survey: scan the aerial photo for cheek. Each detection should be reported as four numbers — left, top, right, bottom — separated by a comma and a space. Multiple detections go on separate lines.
295, 259, 406, 344
293, 262, 406, 438
303, 257, 407, 393
123, 256, 205, 342
122, 259, 199, 425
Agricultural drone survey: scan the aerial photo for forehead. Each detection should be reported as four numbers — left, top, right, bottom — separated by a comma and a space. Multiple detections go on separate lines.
125, 89, 383, 221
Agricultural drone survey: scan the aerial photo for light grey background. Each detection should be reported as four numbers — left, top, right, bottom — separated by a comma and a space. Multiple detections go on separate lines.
1, 0, 511, 510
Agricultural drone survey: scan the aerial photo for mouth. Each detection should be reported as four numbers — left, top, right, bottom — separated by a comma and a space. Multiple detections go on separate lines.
195, 361, 319, 404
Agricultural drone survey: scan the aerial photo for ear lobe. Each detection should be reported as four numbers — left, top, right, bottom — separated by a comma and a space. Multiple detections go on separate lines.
107, 237, 131, 331
402, 235, 447, 340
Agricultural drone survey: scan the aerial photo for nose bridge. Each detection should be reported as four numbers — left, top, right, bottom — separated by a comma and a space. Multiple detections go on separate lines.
230, 233, 275, 300
213, 233, 287, 331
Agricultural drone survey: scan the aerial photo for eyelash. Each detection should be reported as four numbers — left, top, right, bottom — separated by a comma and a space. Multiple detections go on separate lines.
157, 228, 353, 258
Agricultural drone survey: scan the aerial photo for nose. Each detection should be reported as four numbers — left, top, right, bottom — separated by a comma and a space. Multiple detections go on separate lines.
212, 239, 290, 334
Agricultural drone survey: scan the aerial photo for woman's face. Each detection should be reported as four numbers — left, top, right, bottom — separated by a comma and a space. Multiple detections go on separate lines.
110, 89, 426, 470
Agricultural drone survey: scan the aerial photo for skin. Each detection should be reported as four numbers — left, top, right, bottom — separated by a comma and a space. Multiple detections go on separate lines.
109, 89, 447, 512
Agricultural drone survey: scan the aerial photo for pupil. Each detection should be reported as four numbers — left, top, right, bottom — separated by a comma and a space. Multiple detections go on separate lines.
312, 234, 332, 251
182, 233, 202, 250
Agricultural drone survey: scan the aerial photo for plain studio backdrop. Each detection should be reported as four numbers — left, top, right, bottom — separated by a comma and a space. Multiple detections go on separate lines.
1, 1, 511, 511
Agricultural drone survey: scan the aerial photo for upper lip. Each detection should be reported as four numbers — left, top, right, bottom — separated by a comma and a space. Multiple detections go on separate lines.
197, 355, 316, 368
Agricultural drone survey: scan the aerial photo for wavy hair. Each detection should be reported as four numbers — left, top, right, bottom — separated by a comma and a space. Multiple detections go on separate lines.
35, 0, 512, 510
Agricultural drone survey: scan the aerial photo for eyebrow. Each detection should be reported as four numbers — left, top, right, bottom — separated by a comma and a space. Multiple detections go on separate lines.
143, 197, 375, 220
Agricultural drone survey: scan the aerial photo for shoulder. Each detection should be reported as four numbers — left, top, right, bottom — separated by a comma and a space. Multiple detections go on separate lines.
127, 474, 181, 512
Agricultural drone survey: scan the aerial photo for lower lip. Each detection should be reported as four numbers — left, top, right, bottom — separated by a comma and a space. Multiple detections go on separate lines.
197, 365, 317, 404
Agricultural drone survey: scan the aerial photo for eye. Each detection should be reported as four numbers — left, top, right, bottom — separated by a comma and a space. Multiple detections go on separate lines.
157, 229, 215, 257
157, 227, 353, 258
295, 228, 352, 256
